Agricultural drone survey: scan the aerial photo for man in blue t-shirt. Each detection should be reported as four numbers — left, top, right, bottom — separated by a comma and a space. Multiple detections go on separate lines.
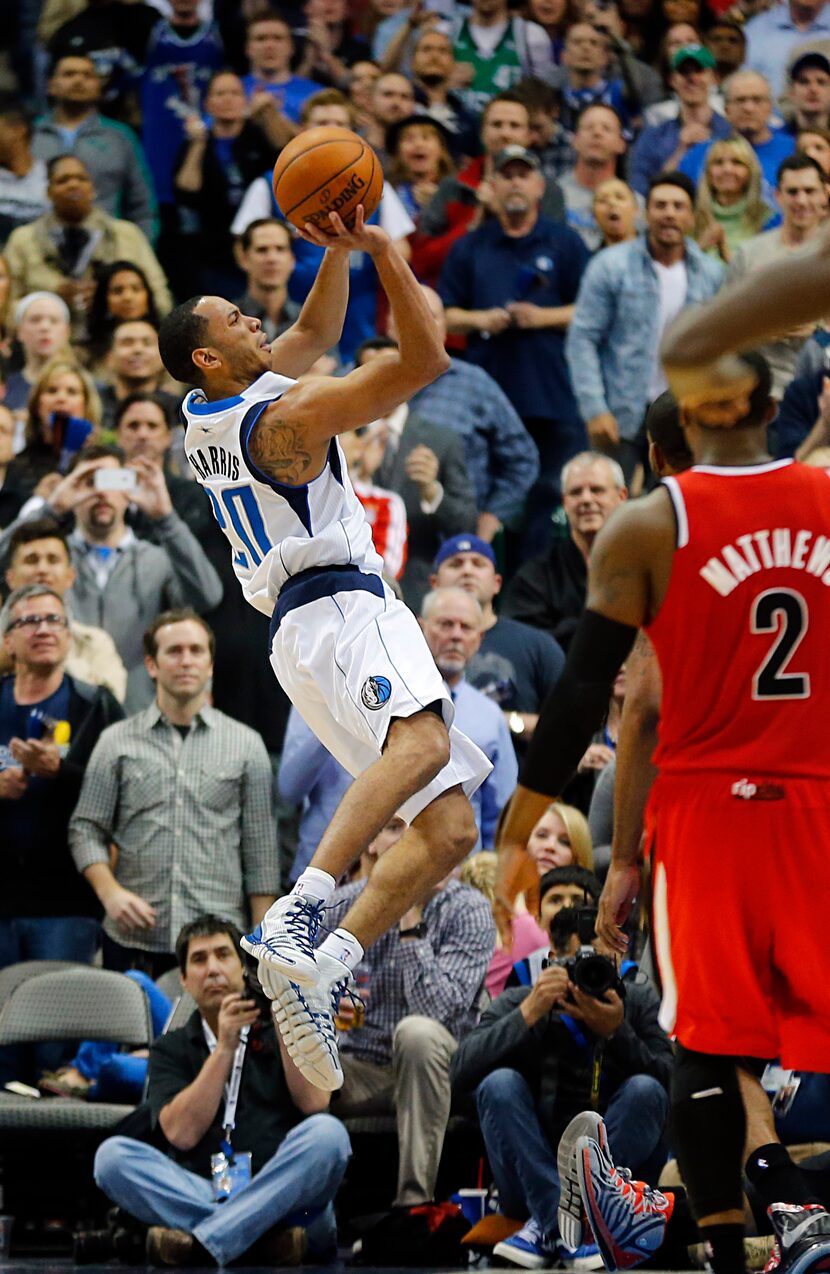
242, 14, 320, 125
679, 68, 794, 210
439, 145, 590, 553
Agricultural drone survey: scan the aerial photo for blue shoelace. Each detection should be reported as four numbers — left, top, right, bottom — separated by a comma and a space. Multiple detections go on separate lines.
280, 896, 325, 957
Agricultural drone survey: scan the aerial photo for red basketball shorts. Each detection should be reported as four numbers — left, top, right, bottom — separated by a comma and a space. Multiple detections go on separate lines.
648, 771, 830, 1069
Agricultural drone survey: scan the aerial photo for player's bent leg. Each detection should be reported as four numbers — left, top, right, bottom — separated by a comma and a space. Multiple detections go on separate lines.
242, 710, 451, 986
331, 784, 478, 954
310, 709, 451, 884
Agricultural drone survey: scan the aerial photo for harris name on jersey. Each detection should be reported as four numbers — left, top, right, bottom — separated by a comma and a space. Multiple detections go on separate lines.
188, 443, 241, 483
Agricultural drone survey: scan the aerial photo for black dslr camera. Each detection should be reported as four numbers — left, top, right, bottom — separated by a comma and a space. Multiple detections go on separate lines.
242, 953, 277, 1023
547, 906, 624, 1000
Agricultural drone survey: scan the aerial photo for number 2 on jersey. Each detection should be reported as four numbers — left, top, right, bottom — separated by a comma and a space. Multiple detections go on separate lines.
751, 588, 811, 700
205, 484, 273, 571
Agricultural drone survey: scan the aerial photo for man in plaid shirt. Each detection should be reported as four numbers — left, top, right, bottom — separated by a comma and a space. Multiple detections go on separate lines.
70, 609, 278, 978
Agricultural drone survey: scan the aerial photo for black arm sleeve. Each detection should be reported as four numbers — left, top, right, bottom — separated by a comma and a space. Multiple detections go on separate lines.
520, 609, 638, 797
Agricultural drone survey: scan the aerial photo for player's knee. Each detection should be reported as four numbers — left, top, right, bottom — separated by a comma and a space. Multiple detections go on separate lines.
419, 714, 451, 777
390, 710, 451, 782
442, 801, 478, 866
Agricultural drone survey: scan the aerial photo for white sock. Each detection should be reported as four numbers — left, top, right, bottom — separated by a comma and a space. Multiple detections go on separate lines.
318, 928, 364, 971
291, 868, 336, 905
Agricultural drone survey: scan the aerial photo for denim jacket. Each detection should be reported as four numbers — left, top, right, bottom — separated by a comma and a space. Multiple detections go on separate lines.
565, 236, 723, 440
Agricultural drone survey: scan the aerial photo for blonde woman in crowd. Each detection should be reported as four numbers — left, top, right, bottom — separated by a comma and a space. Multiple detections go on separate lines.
494, 798, 595, 976
16, 357, 101, 492
694, 136, 774, 262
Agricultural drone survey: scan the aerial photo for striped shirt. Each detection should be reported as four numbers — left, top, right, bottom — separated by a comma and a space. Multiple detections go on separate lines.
69, 703, 278, 952
326, 878, 495, 1066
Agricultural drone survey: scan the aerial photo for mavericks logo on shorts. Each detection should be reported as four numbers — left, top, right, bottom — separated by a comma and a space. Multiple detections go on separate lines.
361, 675, 392, 710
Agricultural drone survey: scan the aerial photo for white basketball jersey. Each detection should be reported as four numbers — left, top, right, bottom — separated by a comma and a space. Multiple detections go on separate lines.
182, 370, 383, 616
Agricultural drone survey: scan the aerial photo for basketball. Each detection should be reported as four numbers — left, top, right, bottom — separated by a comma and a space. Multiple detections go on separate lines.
272, 127, 384, 235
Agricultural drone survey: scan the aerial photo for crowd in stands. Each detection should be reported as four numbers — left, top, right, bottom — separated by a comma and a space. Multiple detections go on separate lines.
2, 0, 830, 1263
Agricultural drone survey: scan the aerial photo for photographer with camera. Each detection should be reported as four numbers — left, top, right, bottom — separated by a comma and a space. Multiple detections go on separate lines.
94, 914, 350, 1267
450, 903, 671, 1267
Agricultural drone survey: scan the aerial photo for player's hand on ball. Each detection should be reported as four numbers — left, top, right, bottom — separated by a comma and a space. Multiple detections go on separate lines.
596, 862, 641, 953
300, 205, 390, 256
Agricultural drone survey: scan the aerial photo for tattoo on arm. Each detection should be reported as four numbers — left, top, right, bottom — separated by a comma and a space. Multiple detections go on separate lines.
630, 631, 655, 663
248, 414, 313, 485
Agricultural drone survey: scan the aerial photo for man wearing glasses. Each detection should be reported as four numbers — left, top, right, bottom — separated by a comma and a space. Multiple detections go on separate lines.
0, 583, 123, 1074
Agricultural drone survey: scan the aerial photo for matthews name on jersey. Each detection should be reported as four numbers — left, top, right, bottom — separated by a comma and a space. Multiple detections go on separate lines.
648, 459, 830, 779
182, 370, 384, 616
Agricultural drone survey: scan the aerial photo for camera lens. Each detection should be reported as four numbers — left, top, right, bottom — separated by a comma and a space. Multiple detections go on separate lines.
572, 953, 618, 998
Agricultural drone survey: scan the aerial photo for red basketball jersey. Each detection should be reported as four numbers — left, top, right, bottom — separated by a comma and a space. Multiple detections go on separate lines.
646, 459, 830, 778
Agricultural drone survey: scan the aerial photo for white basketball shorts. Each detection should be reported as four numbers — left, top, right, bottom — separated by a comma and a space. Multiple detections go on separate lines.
269, 567, 492, 824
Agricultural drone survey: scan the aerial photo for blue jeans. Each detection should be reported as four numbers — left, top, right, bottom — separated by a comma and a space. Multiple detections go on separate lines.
0, 915, 100, 1085
71, 971, 172, 1102
94, 1115, 351, 1265
476, 1069, 668, 1237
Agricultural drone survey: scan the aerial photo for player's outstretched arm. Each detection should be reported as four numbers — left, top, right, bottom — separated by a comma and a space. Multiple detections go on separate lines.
268, 247, 350, 380
662, 220, 830, 405
249, 235, 449, 483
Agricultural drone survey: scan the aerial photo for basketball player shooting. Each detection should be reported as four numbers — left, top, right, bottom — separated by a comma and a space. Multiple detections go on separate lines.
158, 208, 491, 1094
495, 223, 830, 1274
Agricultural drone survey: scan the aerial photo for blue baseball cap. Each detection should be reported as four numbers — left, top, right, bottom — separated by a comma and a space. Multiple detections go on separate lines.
433, 534, 497, 570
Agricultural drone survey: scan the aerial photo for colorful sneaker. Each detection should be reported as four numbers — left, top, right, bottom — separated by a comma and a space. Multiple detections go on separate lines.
265, 954, 349, 1092
241, 893, 325, 987
576, 1134, 674, 1271
493, 1218, 559, 1269
763, 1203, 830, 1274
558, 1111, 611, 1252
